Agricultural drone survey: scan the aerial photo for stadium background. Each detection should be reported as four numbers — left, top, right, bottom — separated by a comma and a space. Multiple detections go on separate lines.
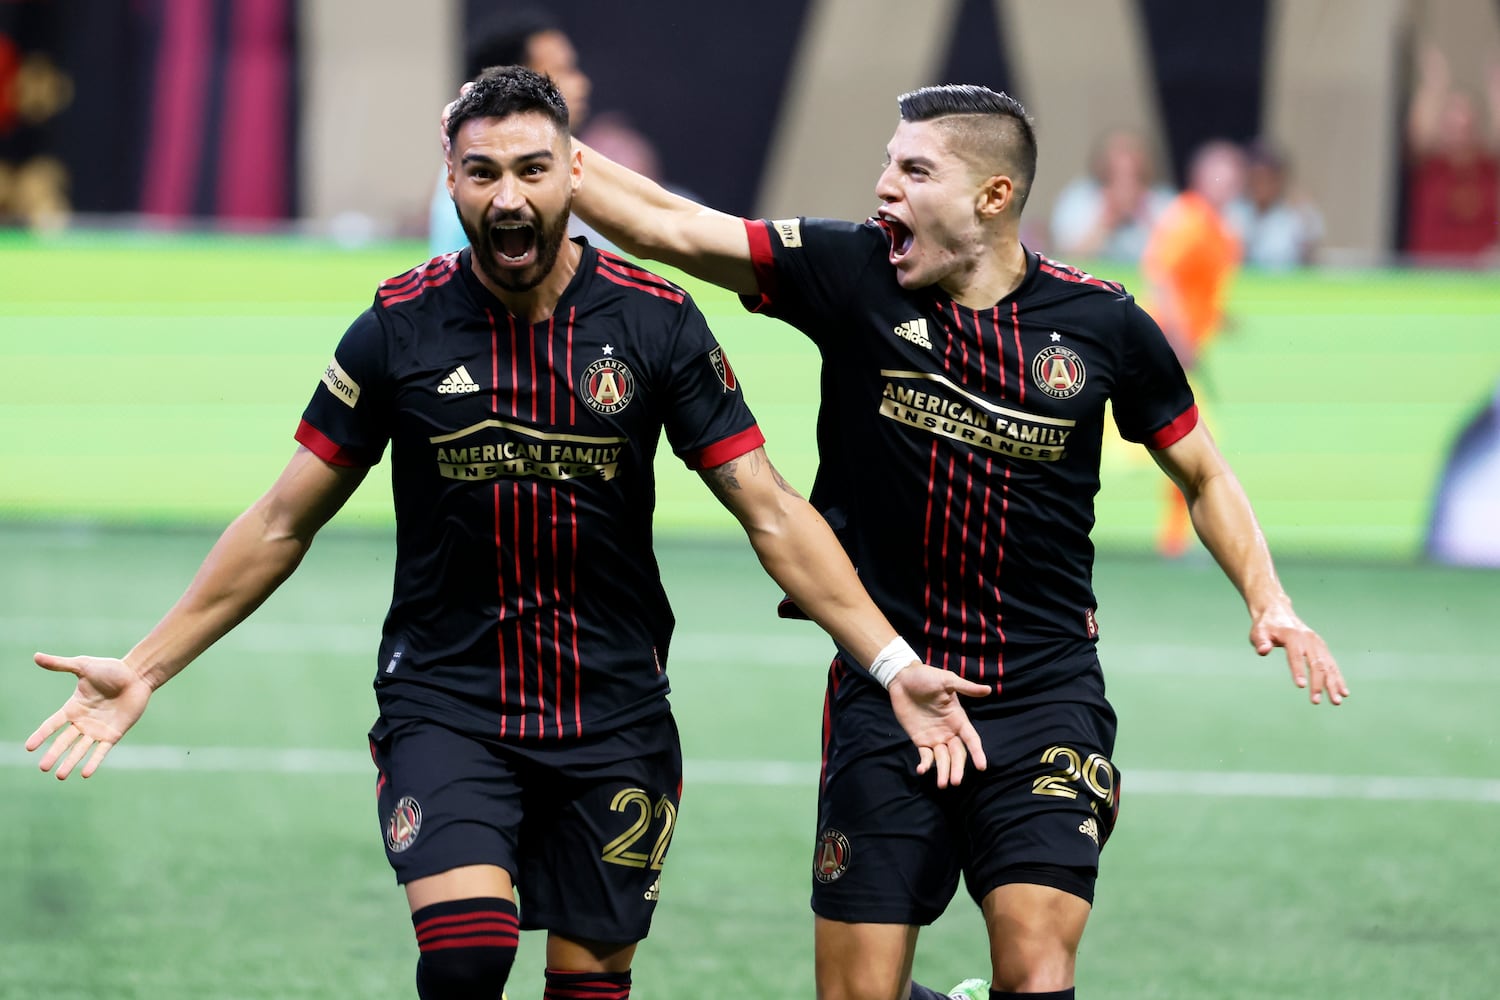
2, 1, 1498, 998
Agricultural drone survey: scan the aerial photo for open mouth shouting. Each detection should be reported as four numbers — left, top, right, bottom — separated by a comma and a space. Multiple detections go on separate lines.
491, 220, 538, 268
880, 213, 915, 266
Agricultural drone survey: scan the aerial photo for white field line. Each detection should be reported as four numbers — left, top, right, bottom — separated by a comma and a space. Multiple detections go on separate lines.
2, 743, 1497, 802
3, 617, 1495, 679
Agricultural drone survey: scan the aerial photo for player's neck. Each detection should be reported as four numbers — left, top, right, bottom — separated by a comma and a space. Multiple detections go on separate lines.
941, 236, 1027, 309
476, 238, 583, 324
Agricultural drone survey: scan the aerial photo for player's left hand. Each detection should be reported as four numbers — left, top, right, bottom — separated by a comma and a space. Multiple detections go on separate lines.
887, 663, 992, 788
1249, 602, 1348, 706
439, 82, 477, 164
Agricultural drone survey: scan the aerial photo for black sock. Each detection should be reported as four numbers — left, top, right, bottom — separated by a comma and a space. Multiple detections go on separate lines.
410, 896, 518, 1000
909, 984, 950, 1000
991, 989, 1074, 999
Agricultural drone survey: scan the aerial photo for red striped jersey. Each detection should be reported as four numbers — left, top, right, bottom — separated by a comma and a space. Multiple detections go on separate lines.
742, 217, 1196, 708
297, 242, 764, 741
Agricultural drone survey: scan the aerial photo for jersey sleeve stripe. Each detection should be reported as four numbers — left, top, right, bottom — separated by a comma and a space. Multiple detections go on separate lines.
379, 257, 460, 306
595, 252, 686, 295
682, 425, 766, 471
741, 218, 776, 313
295, 418, 375, 467
1145, 403, 1199, 450
1037, 255, 1125, 293
593, 264, 686, 303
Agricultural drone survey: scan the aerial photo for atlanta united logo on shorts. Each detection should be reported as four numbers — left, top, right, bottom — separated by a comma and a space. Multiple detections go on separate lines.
1032, 345, 1086, 399
580, 357, 636, 414
386, 795, 422, 853
813, 828, 851, 883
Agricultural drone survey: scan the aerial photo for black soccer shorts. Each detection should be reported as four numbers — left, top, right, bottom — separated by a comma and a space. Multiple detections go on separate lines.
369, 712, 682, 943
809, 681, 1120, 925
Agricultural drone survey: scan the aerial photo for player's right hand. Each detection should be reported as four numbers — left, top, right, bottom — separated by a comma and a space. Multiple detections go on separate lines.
887, 663, 992, 789
26, 653, 154, 779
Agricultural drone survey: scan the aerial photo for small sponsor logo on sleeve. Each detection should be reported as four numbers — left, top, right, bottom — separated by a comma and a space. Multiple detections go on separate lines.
321, 357, 361, 408
772, 218, 802, 248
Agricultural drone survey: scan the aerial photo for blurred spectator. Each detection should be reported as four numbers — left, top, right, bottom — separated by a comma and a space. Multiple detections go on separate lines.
429, 9, 593, 256
1224, 139, 1324, 269
1049, 128, 1175, 262
577, 113, 662, 185
1402, 43, 1500, 264
1142, 140, 1246, 558
1427, 381, 1500, 567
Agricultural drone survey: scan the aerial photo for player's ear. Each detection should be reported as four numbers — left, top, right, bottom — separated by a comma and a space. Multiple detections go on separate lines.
570, 143, 584, 194
977, 174, 1013, 219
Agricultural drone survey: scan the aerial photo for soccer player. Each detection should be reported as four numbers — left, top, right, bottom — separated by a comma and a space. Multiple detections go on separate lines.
559, 84, 1349, 999
24, 69, 989, 1000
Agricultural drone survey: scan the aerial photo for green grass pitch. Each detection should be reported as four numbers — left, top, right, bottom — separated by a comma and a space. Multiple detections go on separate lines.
1, 232, 1497, 997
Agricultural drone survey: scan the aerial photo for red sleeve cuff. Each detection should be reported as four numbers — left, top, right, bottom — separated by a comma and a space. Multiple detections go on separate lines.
740, 219, 776, 314
684, 425, 766, 471
295, 419, 373, 468
1145, 404, 1199, 450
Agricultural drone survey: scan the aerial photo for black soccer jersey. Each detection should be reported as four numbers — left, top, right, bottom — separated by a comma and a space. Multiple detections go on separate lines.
742, 217, 1196, 705
298, 242, 763, 740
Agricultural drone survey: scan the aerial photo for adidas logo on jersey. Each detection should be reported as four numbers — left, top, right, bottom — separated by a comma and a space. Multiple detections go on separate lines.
894, 318, 932, 349
437, 365, 481, 394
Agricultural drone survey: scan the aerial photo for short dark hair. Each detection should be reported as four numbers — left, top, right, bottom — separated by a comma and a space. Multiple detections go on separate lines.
463, 9, 560, 81
445, 65, 570, 148
897, 84, 1038, 210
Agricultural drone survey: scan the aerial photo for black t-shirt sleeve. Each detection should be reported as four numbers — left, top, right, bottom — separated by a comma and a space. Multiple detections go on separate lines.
294, 307, 392, 467
660, 297, 765, 469
738, 216, 887, 347
1110, 298, 1199, 449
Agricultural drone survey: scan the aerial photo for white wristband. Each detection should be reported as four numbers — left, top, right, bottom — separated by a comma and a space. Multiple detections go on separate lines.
866, 636, 918, 689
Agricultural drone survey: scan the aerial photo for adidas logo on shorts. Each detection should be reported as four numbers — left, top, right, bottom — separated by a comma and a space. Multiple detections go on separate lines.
438, 365, 481, 394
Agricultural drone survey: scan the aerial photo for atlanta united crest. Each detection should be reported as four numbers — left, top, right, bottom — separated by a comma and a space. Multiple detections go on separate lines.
386, 795, 422, 853
580, 356, 636, 414
1032, 345, 1086, 399
708, 345, 738, 392
813, 828, 851, 883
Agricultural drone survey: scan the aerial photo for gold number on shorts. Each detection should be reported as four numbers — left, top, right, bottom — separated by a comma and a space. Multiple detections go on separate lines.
1032, 745, 1083, 799
648, 797, 677, 870
1032, 745, 1117, 809
601, 787, 676, 871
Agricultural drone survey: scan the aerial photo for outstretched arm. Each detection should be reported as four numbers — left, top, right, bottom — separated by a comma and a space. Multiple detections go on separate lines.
572, 139, 760, 294
699, 447, 991, 786
1151, 424, 1348, 705
439, 87, 756, 291
27, 447, 368, 778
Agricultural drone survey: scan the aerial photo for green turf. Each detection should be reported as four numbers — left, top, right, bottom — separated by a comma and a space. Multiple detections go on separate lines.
2, 522, 1497, 998
4, 232, 1498, 555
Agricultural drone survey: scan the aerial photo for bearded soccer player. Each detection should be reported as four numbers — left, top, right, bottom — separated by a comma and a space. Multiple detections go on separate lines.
560, 84, 1349, 999
24, 68, 989, 1000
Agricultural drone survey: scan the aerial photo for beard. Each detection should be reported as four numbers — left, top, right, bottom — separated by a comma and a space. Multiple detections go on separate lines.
459, 190, 573, 294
